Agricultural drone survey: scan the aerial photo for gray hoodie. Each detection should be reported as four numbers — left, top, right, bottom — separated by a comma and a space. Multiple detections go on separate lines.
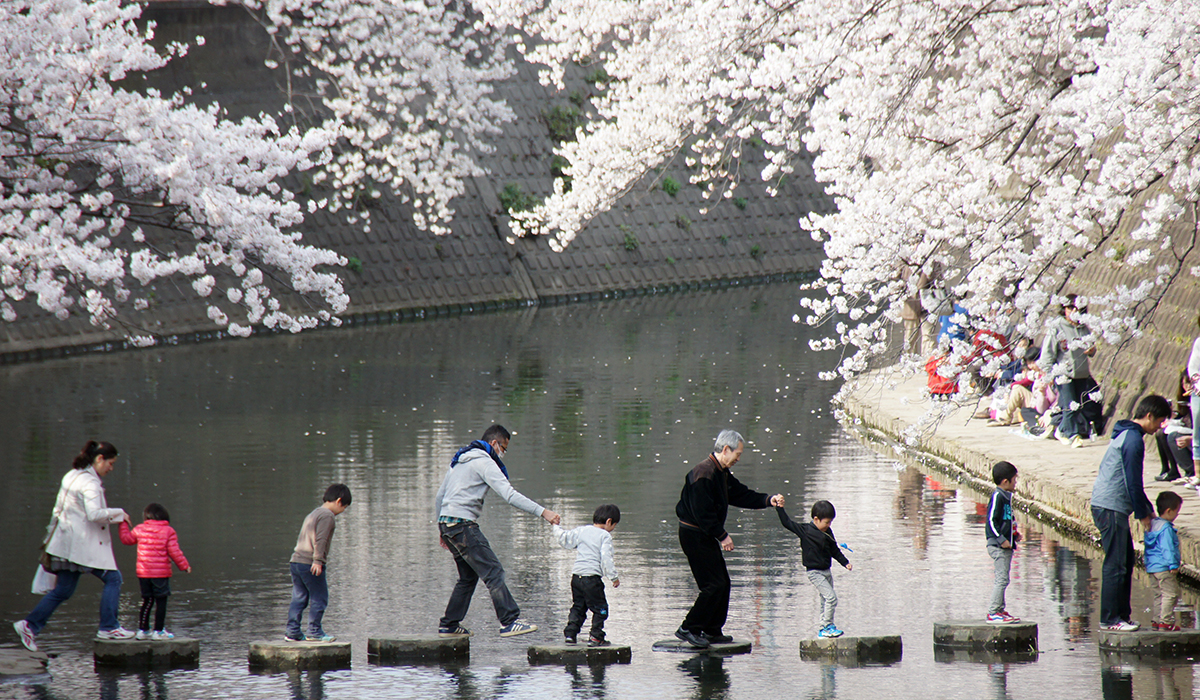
434, 447, 544, 521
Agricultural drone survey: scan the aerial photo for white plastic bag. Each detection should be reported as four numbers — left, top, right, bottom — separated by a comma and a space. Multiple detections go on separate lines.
32, 566, 56, 595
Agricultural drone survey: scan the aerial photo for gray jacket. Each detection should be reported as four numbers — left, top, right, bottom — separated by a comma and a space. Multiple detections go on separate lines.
1040, 317, 1092, 381
434, 448, 544, 521
553, 524, 618, 580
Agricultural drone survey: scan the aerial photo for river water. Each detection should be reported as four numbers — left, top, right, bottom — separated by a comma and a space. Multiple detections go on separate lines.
0, 284, 1195, 700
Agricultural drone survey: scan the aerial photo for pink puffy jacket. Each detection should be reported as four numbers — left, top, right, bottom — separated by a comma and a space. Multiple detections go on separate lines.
118, 519, 190, 578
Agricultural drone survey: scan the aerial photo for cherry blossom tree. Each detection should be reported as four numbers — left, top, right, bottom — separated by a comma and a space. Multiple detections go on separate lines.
485, 0, 1200, 384
3, 0, 514, 341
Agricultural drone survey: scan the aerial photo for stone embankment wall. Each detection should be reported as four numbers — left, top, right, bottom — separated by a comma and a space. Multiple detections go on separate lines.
0, 2, 827, 363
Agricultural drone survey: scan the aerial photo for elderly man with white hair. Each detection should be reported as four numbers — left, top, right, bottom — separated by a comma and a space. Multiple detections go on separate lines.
673, 429, 784, 648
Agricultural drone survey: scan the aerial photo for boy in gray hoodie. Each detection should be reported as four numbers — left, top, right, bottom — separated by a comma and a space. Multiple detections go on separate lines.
553, 504, 621, 645
435, 425, 560, 638
1089, 395, 1170, 631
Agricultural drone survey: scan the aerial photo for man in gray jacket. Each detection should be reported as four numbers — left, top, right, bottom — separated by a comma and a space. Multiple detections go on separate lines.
435, 424, 560, 638
1040, 295, 1102, 446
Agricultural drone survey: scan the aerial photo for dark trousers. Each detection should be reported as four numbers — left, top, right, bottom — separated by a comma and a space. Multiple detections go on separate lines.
1058, 376, 1104, 438
137, 577, 171, 631
287, 561, 329, 638
1156, 432, 1195, 479
564, 574, 608, 641
1092, 506, 1134, 626
679, 525, 730, 635
439, 521, 520, 628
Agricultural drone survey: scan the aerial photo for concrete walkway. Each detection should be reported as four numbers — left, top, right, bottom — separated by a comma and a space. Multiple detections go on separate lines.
838, 370, 1200, 583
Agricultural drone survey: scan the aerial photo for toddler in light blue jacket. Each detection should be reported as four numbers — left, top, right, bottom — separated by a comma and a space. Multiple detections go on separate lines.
1145, 490, 1183, 630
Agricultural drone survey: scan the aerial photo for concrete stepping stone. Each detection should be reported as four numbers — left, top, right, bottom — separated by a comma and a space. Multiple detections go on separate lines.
248, 639, 351, 671
651, 638, 752, 655
933, 620, 1037, 653
1097, 628, 1200, 658
94, 637, 199, 669
0, 649, 49, 676
527, 643, 632, 665
798, 635, 902, 664
367, 636, 468, 664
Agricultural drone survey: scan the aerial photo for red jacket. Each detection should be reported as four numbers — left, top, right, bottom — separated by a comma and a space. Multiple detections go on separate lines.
119, 520, 190, 578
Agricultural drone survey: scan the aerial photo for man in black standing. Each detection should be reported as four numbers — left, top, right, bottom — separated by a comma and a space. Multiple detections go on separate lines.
675, 429, 784, 648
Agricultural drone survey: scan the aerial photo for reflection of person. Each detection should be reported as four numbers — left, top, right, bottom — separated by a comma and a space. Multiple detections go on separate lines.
118, 503, 192, 640
776, 501, 852, 638
1145, 491, 1183, 631
554, 504, 621, 646
674, 430, 783, 648
286, 484, 351, 642
1188, 316, 1200, 480
435, 425, 560, 638
15, 440, 134, 652
1090, 395, 1170, 631
985, 462, 1021, 624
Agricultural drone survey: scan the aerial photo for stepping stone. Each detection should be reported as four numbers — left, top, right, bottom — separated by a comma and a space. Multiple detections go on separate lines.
248, 640, 351, 671
94, 637, 200, 669
933, 620, 1038, 653
651, 639, 752, 655
798, 635, 902, 664
1097, 628, 1200, 658
368, 636, 469, 664
0, 649, 49, 676
527, 643, 632, 665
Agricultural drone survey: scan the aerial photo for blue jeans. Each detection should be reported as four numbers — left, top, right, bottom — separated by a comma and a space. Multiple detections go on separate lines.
287, 562, 329, 638
439, 521, 520, 628
1057, 377, 1103, 438
25, 568, 124, 634
1092, 506, 1134, 626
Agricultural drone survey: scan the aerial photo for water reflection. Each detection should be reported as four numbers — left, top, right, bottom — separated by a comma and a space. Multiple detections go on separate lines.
285, 670, 325, 700
678, 655, 730, 700
564, 662, 608, 699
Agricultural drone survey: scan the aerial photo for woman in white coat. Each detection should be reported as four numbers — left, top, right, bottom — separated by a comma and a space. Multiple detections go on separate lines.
14, 441, 135, 651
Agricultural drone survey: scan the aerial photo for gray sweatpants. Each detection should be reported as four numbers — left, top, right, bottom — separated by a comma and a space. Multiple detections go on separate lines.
807, 568, 838, 627
987, 545, 1013, 615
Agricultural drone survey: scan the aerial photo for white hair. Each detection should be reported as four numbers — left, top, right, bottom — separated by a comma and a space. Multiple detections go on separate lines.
713, 430, 744, 452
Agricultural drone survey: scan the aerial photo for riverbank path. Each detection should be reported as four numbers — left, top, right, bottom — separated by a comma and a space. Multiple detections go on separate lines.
839, 370, 1200, 583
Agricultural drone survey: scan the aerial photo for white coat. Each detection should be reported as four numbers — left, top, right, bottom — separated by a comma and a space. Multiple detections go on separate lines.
44, 467, 125, 570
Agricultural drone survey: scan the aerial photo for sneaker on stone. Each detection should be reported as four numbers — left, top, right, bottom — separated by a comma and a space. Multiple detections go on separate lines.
674, 627, 710, 648
438, 624, 473, 638
999, 611, 1020, 623
1159, 623, 1182, 632
1102, 621, 1139, 632
1069, 436, 1084, 448
587, 636, 610, 647
817, 625, 844, 638
96, 627, 136, 640
13, 621, 38, 652
564, 634, 577, 644
151, 630, 175, 640
986, 612, 1015, 624
283, 633, 306, 642
702, 631, 734, 644
498, 620, 538, 637
306, 634, 336, 643
135, 630, 151, 640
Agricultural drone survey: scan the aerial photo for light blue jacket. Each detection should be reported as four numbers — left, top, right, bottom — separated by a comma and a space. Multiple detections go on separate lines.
1145, 517, 1180, 573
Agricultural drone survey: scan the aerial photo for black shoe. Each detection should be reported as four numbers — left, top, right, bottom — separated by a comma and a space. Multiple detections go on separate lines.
702, 632, 733, 644
588, 636, 610, 647
675, 627, 711, 648
1155, 473, 1177, 482
564, 634, 577, 645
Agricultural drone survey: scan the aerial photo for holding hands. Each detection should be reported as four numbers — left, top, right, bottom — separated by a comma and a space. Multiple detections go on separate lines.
769, 494, 785, 507
542, 509, 561, 525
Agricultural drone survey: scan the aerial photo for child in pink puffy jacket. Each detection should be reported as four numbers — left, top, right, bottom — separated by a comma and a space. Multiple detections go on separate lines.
119, 503, 191, 640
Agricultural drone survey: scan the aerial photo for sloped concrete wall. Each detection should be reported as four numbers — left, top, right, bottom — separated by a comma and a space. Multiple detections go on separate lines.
0, 2, 826, 361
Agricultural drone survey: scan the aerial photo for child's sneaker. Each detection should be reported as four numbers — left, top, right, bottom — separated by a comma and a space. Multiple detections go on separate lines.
587, 636, 610, 647
438, 624, 473, 638
498, 620, 538, 637
564, 633, 577, 644
817, 624, 844, 638
283, 633, 306, 642
306, 633, 336, 643
999, 611, 1020, 623
96, 627, 136, 640
151, 630, 175, 640
986, 612, 1016, 624
136, 630, 151, 640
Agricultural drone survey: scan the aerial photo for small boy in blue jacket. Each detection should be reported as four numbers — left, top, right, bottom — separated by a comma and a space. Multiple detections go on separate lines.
1145, 490, 1183, 631
985, 461, 1021, 624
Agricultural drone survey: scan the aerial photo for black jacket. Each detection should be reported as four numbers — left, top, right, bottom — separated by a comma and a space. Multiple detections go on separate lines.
776, 507, 850, 571
675, 455, 771, 541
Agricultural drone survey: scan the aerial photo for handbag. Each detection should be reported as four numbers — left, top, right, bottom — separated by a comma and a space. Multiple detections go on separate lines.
32, 565, 56, 595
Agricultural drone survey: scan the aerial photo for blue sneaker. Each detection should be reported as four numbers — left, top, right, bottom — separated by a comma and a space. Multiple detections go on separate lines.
818, 624, 844, 638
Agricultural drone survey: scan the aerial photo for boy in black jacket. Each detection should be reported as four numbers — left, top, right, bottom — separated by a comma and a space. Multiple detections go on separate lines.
985, 461, 1021, 624
777, 500, 852, 638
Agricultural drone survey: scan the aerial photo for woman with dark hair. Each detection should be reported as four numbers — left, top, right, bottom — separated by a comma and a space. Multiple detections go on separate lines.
14, 441, 135, 652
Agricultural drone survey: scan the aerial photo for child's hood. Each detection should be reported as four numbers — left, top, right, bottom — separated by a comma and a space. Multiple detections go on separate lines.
1149, 516, 1174, 534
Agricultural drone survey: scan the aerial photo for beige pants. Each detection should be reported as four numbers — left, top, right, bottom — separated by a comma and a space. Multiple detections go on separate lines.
1151, 570, 1180, 625
995, 384, 1034, 425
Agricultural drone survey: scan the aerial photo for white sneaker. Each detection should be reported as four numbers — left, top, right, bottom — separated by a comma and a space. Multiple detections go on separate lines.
13, 620, 38, 652
135, 630, 151, 640
1102, 621, 1140, 632
96, 627, 136, 640
150, 630, 175, 640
